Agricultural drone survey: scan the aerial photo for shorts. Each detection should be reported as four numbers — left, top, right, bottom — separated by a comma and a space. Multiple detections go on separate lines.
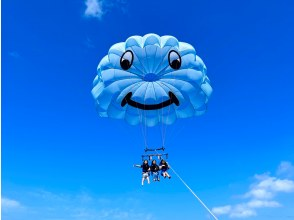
142, 172, 149, 178
161, 169, 167, 175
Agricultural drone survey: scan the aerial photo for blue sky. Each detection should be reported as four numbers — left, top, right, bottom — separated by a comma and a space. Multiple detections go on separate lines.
2, 0, 294, 219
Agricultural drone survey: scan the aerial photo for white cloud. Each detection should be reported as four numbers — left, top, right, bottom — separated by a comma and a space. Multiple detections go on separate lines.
247, 200, 281, 208
213, 200, 281, 218
84, 0, 104, 18
244, 188, 273, 200
212, 205, 232, 215
213, 203, 257, 218
2, 197, 22, 209
212, 161, 294, 219
257, 177, 294, 193
229, 204, 256, 218
84, 0, 127, 19
245, 175, 294, 200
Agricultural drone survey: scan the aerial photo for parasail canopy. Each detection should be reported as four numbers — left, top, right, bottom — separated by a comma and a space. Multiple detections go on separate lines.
92, 33, 212, 127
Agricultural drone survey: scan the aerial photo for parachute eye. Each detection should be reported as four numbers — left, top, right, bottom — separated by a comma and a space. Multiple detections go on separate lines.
168, 50, 181, 70
120, 50, 133, 70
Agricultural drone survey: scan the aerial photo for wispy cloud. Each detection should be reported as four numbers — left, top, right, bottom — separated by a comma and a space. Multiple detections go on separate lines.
71, 207, 153, 220
212, 161, 294, 218
2, 189, 153, 220
277, 161, 294, 178
84, 0, 104, 19
84, 37, 95, 48
2, 197, 22, 209
9, 51, 20, 58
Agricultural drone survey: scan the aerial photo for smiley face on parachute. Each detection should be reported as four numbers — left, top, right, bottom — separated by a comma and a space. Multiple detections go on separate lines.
92, 34, 212, 127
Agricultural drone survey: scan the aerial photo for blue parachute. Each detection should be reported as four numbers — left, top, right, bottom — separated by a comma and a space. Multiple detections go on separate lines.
92, 34, 212, 127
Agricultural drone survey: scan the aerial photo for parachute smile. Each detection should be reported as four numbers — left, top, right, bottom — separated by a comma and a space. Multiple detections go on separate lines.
121, 91, 180, 110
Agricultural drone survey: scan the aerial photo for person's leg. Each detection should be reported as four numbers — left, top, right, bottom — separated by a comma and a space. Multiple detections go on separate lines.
147, 176, 150, 184
163, 171, 167, 178
155, 172, 159, 181
142, 173, 146, 185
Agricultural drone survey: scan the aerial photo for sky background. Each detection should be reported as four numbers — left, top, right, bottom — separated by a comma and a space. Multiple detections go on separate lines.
2, 0, 294, 219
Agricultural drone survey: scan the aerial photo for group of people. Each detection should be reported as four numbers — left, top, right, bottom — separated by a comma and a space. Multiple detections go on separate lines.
134, 159, 171, 186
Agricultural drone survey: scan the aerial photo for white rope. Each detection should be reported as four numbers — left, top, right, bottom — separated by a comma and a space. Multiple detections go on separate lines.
168, 164, 219, 220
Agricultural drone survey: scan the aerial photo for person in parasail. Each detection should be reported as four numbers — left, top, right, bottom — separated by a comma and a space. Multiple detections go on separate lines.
159, 159, 171, 179
150, 160, 160, 182
134, 160, 150, 186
